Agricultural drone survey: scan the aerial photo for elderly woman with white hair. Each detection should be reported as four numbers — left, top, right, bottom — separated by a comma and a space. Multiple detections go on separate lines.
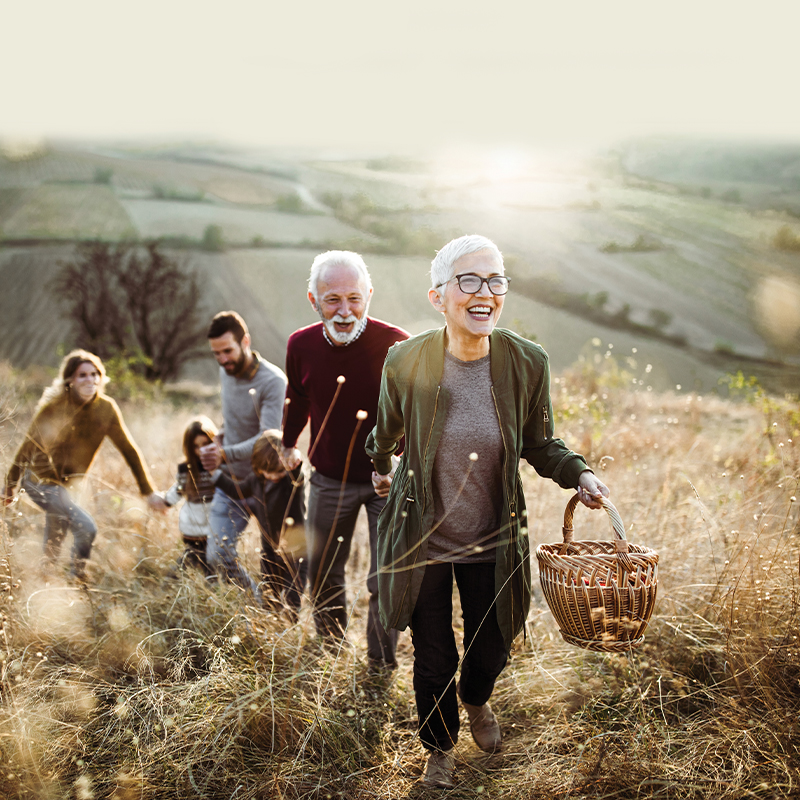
366, 234, 609, 788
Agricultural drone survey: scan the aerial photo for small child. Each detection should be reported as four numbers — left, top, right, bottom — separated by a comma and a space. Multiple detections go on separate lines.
164, 416, 218, 574
213, 429, 308, 616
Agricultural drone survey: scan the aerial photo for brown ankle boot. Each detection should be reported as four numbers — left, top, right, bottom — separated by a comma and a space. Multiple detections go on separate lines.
423, 748, 454, 788
457, 683, 502, 753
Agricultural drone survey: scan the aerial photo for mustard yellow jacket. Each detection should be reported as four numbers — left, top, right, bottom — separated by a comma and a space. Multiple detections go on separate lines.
6, 392, 154, 496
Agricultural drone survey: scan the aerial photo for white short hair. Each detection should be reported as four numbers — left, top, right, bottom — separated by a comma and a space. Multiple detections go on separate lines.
308, 250, 373, 299
430, 235, 504, 288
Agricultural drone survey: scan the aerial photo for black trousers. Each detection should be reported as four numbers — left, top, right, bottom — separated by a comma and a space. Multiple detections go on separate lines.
410, 561, 508, 751
260, 542, 307, 616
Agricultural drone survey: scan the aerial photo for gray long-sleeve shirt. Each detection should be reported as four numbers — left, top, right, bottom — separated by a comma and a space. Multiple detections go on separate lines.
219, 352, 287, 480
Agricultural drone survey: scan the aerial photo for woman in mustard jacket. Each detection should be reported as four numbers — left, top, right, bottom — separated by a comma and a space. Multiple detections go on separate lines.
3, 349, 165, 580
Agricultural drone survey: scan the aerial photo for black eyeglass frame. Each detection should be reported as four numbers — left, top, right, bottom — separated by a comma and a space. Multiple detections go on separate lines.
437, 273, 511, 296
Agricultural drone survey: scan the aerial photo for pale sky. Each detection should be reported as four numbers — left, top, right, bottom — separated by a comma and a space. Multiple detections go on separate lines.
4, 0, 800, 150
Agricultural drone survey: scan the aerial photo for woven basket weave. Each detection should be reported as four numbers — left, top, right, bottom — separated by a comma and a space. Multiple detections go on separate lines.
536, 494, 658, 652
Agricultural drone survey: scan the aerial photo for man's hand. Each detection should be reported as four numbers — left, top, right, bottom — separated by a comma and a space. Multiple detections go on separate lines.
199, 442, 224, 471
577, 472, 610, 509
371, 455, 400, 498
279, 445, 302, 471
146, 492, 168, 513
371, 471, 393, 498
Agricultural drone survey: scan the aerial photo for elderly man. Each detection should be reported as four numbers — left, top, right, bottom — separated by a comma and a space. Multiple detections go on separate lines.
282, 250, 408, 668
200, 311, 288, 597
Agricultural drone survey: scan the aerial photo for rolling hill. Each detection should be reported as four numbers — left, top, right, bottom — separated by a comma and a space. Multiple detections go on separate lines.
1, 138, 798, 393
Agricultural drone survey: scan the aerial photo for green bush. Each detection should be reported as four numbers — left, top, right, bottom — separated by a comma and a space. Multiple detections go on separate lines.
93, 167, 113, 185
275, 194, 305, 213
600, 234, 663, 254
153, 185, 205, 202
714, 339, 736, 354
202, 224, 225, 252
772, 224, 800, 252
104, 352, 162, 402
648, 308, 673, 330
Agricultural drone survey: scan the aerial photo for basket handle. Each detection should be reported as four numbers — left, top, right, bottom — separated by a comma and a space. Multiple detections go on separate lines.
561, 493, 635, 572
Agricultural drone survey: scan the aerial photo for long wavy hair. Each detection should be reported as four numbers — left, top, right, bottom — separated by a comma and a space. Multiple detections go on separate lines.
38, 349, 109, 409
182, 416, 219, 477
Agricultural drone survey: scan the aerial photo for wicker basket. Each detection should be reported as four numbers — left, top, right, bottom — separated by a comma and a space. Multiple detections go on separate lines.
536, 494, 658, 652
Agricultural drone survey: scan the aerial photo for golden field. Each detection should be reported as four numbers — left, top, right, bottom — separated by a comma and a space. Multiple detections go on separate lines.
1, 350, 798, 799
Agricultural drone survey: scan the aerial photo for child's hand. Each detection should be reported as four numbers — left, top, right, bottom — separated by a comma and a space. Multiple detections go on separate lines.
146, 492, 168, 513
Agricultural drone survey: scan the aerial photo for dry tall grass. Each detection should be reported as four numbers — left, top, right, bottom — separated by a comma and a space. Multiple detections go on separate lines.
1, 351, 798, 799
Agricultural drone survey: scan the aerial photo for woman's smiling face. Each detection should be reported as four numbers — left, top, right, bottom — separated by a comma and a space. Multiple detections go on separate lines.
429, 248, 505, 347
69, 362, 101, 403
69, 361, 100, 403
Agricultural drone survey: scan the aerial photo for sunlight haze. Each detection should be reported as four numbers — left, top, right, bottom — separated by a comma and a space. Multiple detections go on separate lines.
4, 0, 800, 148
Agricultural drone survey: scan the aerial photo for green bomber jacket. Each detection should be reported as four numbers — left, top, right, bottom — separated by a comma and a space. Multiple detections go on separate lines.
365, 326, 590, 650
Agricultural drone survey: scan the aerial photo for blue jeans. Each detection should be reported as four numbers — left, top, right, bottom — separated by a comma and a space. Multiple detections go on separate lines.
22, 475, 98, 577
307, 471, 397, 665
411, 561, 508, 751
207, 488, 260, 597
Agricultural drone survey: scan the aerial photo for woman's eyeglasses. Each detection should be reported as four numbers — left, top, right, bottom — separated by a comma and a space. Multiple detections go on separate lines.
437, 273, 510, 296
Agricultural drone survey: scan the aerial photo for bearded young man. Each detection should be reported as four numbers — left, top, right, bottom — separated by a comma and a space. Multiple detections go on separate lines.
281, 251, 408, 669
201, 311, 287, 597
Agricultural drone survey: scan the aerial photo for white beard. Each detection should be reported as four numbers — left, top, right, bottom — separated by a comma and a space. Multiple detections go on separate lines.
320, 306, 369, 345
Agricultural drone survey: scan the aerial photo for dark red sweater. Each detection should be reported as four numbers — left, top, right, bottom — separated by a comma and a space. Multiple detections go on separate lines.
283, 318, 408, 483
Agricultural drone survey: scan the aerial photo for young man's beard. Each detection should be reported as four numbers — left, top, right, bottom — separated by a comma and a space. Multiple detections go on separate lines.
224, 349, 249, 376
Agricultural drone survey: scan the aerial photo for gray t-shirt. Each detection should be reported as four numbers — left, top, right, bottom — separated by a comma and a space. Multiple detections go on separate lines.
429, 350, 504, 563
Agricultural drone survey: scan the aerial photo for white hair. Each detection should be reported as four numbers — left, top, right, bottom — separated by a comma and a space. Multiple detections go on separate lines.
430, 235, 504, 289
308, 250, 373, 300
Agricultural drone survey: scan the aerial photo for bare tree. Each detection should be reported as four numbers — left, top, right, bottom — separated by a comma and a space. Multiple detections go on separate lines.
52, 241, 208, 381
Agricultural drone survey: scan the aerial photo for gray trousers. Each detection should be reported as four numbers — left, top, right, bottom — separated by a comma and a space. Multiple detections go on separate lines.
22, 474, 98, 577
307, 471, 397, 666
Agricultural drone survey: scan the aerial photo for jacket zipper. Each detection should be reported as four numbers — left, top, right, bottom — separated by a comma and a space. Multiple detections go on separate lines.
543, 407, 550, 440
420, 386, 441, 520
490, 387, 513, 524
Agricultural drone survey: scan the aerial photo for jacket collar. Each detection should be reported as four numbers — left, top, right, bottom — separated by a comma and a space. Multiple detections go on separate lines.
425, 326, 507, 384
240, 352, 261, 381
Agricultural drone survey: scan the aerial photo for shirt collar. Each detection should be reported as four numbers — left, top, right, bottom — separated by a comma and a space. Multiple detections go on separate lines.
240, 352, 261, 380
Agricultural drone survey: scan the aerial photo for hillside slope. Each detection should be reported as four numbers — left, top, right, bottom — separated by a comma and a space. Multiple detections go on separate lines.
1, 139, 798, 391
